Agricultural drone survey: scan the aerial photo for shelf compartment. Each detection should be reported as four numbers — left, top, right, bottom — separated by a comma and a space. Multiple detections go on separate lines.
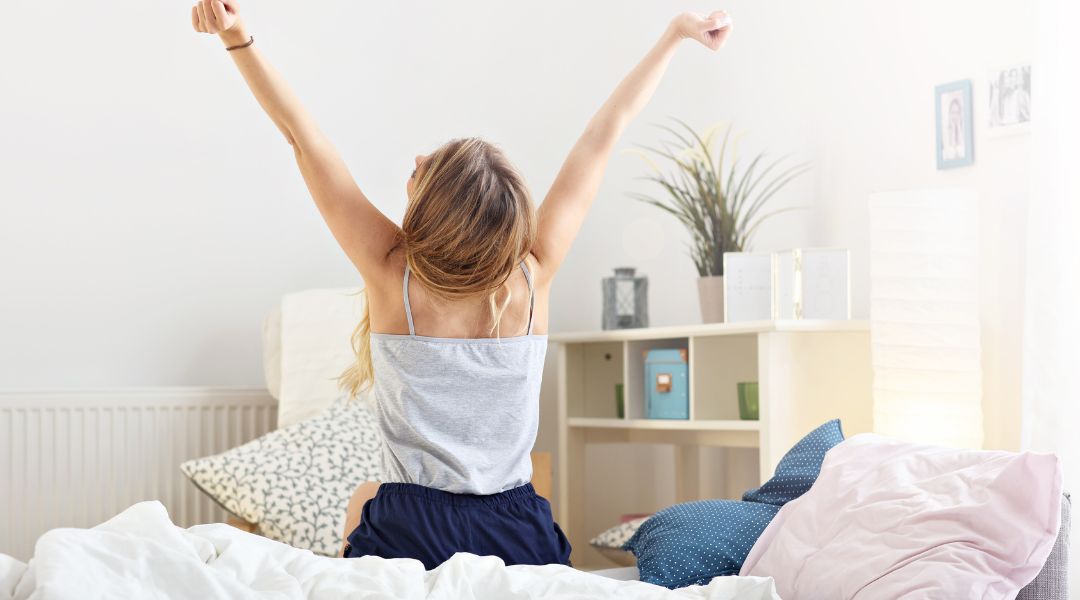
690, 334, 759, 421
564, 342, 624, 419
625, 338, 690, 420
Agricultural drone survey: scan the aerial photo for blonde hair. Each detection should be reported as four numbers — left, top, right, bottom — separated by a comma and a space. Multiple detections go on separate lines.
339, 138, 537, 397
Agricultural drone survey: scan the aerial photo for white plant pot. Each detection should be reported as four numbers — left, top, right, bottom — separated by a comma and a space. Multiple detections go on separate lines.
697, 276, 726, 324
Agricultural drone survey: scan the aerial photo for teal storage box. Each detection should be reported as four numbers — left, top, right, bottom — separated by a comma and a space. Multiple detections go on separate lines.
645, 349, 689, 419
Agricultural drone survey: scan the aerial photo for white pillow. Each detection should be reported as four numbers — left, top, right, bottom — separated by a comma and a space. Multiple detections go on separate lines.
277, 287, 365, 428
180, 396, 380, 556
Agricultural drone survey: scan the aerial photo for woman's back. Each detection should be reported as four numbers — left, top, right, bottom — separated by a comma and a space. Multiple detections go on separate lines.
369, 260, 547, 495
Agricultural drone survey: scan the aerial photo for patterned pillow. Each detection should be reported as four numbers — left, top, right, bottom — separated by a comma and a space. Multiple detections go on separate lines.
180, 396, 380, 556
589, 517, 650, 566
623, 500, 780, 589
590, 517, 650, 549
741, 418, 844, 506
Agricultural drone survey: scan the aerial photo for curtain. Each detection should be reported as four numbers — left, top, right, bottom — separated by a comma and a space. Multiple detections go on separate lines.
1023, 0, 1080, 589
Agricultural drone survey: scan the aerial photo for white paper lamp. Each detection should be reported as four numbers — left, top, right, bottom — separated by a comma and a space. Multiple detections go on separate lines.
869, 189, 983, 449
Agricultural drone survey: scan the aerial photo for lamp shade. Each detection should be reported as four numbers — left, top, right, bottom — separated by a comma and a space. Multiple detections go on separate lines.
869, 189, 982, 449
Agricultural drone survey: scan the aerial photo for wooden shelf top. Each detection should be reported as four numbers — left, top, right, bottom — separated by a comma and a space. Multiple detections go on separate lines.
548, 319, 868, 344
567, 417, 761, 431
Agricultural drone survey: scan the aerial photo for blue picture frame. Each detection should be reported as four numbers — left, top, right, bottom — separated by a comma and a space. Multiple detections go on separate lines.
935, 80, 974, 169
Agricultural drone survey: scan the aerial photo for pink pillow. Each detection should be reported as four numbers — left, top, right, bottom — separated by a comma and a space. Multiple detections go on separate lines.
740, 434, 1062, 599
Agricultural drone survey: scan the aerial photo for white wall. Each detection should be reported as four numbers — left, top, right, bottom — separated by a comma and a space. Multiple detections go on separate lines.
2, 0, 807, 388
2, 0, 1033, 539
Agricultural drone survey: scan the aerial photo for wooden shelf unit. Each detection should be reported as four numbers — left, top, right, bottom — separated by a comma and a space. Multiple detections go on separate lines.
567, 418, 761, 431
552, 320, 873, 567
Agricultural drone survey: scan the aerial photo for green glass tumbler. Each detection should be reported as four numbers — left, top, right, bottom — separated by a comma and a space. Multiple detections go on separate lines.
738, 382, 759, 421
615, 383, 625, 419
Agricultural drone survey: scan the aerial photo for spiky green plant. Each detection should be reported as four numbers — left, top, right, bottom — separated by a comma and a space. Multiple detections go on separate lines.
629, 120, 809, 277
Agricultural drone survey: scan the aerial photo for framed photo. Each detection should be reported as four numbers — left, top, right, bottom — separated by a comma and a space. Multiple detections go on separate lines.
987, 64, 1031, 137
935, 80, 974, 169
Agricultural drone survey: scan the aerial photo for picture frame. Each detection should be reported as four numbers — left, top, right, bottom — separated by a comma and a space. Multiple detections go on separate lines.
935, 80, 974, 169
986, 63, 1031, 138
774, 248, 851, 320
722, 252, 774, 323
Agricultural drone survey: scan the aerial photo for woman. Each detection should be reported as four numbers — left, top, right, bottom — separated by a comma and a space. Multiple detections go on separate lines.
190, 0, 731, 568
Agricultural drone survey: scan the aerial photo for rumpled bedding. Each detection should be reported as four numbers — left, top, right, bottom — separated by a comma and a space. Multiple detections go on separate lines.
1, 501, 780, 600
740, 434, 1062, 599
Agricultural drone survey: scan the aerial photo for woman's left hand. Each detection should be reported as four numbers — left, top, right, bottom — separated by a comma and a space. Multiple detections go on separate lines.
191, 0, 242, 36
671, 11, 733, 51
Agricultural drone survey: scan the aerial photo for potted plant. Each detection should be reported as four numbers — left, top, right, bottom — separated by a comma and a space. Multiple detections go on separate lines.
630, 121, 809, 323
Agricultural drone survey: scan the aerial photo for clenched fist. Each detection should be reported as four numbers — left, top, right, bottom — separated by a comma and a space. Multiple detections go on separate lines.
671, 11, 733, 51
191, 0, 242, 36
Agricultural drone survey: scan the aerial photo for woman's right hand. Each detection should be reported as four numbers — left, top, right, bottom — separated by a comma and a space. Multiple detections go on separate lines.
671, 11, 733, 51
191, 0, 243, 39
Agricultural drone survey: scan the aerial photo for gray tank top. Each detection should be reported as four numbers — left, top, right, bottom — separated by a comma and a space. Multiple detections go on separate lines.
368, 261, 548, 495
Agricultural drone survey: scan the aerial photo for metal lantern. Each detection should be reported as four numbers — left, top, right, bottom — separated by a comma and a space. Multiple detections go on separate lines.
602, 267, 649, 330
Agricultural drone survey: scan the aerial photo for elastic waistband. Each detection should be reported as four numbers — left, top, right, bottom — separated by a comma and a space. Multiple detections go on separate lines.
375, 482, 540, 507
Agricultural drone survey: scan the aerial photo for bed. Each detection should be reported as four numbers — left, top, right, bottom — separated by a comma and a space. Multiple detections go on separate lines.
226, 289, 1072, 598
2, 289, 1067, 599
0, 289, 787, 599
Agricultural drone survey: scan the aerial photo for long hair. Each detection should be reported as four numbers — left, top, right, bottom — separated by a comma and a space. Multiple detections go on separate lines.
339, 138, 537, 397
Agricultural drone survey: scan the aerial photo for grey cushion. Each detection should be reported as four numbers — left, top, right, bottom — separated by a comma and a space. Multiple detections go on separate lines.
1017, 493, 1071, 600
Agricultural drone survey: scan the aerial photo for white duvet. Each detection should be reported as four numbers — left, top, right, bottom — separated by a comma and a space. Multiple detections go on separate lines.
1, 502, 779, 600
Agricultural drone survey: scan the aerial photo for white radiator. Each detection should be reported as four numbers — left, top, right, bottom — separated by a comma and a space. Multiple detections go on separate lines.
0, 388, 277, 561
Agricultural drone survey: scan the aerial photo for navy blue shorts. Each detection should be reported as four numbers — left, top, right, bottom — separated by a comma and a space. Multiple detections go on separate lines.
343, 482, 572, 570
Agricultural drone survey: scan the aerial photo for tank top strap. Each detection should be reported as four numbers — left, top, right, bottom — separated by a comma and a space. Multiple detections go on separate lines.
403, 264, 416, 336
519, 260, 536, 335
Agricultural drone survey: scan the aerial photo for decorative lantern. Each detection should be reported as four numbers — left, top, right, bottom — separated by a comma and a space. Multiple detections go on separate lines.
602, 267, 648, 330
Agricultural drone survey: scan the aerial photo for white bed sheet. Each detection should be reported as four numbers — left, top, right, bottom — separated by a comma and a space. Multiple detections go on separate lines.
591, 565, 641, 581
1, 502, 779, 600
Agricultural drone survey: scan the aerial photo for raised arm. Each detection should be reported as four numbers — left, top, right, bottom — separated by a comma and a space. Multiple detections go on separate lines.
531, 12, 732, 281
191, 0, 400, 284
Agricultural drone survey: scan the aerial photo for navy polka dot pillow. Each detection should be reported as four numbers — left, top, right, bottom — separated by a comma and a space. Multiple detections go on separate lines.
742, 418, 845, 506
624, 419, 845, 589
623, 499, 780, 589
